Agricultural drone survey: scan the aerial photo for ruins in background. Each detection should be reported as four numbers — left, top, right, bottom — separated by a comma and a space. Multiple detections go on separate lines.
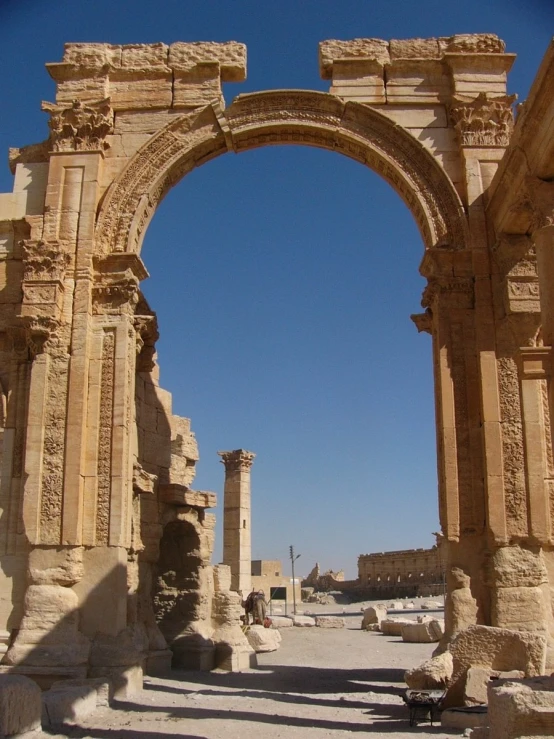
0, 34, 552, 705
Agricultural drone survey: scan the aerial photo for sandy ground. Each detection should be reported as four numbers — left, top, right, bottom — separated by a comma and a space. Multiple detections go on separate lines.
46, 600, 464, 739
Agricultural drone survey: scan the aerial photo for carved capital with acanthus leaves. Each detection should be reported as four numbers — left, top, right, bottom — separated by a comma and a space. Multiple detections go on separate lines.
92, 253, 148, 315
8, 316, 62, 359
20, 240, 70, 319
449, 93, 516, 148
42, 98, 114, 153
218, 449, 256, 473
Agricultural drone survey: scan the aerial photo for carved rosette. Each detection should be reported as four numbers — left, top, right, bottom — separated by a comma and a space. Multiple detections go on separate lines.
92, 254, 148, 315
449, 93, 516, 148
42, 98, 114, 152
218, 449, 256, 473
20, 240, 70, 319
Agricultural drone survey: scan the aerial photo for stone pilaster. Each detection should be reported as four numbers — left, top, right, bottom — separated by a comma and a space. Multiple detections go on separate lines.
218, 449, 255, 594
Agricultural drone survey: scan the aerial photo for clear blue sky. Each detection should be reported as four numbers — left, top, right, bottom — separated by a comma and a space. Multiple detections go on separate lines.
1, 1, 552, 578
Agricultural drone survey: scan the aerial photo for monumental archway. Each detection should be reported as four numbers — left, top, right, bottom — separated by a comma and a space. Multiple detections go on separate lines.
0, 35, 553, 691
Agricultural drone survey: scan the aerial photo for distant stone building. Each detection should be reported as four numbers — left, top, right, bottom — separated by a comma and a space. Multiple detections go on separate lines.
251, 560, 301, 606
357, 538, 445, 599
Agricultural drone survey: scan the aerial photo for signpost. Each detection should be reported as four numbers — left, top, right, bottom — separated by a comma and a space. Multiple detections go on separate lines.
289, 545, 301, 615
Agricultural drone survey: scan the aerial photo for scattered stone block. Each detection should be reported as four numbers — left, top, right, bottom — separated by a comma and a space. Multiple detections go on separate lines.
380, 618, 414, 636
269, 616, 293, 628
487, 676, 554, 739
390, 601, 404, 610
401, 620, 443, 643
445, 625, 547, 707
464, 667, 525, 706
0, 674, 42, 737
50, 677, 110, 707
441, 706, 488, 730
292, 615, 316, 627
422, 600, 442, 610
245, 625, 281, 653
405, 650, 453, 689
361, 605, 387, 630
42, 684, 98, 727
405, 602, 415, 610
315, 616, 345, 629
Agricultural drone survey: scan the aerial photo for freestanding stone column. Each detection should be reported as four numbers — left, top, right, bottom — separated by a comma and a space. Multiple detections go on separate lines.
218, 450, 255, 594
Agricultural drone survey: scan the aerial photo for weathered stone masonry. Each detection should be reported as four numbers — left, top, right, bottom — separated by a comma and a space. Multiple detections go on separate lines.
0, 34, 552, 692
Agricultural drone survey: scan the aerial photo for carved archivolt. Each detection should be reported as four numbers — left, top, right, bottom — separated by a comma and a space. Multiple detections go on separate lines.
95, 90, 469, 255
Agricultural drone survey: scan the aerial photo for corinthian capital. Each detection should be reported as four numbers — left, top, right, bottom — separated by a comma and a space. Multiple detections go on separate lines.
42, 98, 114, 152
449, 93, 516, 148
218, 449, 256, 473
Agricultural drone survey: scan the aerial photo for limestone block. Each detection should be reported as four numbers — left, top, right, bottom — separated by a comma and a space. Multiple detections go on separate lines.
42, 684, 98, 726
246, 625, 281, 653
441, 706, 488, 730
168, 41, 247, 81
487, 676, 554, 739
390, 601, 404, 609
269, 616, 293, 628
213, 565, 232, 592
422, 600, 442, 610
445, 625, 547, 707
50, 677, 110, 707
0, 675, 42, 737
293, 615, 315, 627
491, 546, 548, 588
492, 586, 547, 632
405, 602, 415, 609
380, 618, 414, 636
362, 605, 387, 629
319, 38, 390, 79
404, 651, 453, 689
401, 620, 442, 643
315, 616, 345, 629
301, 587, 314, 601
390, 38, 441, 59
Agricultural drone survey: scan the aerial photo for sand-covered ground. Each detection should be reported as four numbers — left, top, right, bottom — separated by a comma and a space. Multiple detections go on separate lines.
46, 599, 463, 739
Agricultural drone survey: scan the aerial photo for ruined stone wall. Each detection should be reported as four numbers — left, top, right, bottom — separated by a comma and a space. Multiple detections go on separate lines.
358, 545, 444, 599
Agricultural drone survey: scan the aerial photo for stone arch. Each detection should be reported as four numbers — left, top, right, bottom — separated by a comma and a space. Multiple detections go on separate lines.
95, 90, 469, 256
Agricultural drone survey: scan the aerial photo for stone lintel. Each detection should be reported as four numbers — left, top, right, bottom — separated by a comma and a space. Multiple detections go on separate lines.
158, 484, 217, 509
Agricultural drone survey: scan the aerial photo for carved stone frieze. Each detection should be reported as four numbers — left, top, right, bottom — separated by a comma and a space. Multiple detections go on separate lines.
449, 93, 516, 148
96, 329, 115, 545
218, 449, 256, 473
42, 98, 114, 152
422, 278, 474, 311
20, 240, 71, 318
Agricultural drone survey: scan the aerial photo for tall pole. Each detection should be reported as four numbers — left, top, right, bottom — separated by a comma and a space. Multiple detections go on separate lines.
289, 545, 301, 615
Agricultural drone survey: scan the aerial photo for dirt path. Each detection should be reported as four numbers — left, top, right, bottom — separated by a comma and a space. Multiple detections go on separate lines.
46, 611, 462, 739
